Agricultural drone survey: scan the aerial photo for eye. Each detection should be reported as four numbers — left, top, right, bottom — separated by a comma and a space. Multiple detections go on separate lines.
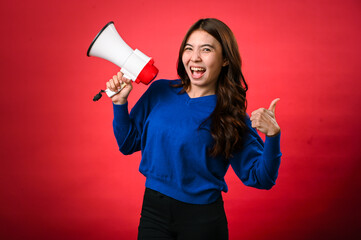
202, 47, 211, 52
184, 46, 193, 51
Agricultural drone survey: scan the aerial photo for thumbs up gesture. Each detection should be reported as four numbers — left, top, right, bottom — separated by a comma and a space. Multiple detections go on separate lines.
250, 98, 281, 137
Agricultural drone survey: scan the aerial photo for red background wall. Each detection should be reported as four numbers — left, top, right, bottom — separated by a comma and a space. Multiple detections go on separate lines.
1, 0, 360, 239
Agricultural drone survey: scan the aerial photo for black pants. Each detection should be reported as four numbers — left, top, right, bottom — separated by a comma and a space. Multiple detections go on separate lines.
138, 188, 228, 240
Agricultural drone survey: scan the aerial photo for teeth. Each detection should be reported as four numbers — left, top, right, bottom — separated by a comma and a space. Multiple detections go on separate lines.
191, 67, 205, 71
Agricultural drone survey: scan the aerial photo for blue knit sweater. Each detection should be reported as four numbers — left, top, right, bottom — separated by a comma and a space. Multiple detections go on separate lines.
113, 79, 282, 204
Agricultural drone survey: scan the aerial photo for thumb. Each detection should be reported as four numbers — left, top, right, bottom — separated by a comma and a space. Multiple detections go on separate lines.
268, 98, 280, 113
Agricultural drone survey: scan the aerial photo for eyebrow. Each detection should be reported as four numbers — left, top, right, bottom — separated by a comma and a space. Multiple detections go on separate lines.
185, 43, 215, 49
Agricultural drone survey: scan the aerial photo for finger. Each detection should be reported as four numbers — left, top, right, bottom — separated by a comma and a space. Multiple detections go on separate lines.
122, 78, 133, 90
251, 108, 266, 118
117, 71, 123, 79
251, 119, 257, 128
117, 72, 126, 88
250, 111, 261, 121
109, 78, 117, 91
113, 75, 121, 88
268, 98, 280, 113
121, 76, 132, 84
251, 109, 261, 116
252, 119, 262, 130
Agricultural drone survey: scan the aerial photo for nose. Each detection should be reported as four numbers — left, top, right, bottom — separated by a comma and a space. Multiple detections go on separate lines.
190, 49, 201, 62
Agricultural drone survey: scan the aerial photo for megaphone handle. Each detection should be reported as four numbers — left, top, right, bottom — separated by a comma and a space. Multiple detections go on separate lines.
105, 82, 127, 97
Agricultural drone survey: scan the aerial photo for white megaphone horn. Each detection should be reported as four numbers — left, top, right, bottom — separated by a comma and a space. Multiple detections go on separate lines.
87, 21, 158, 100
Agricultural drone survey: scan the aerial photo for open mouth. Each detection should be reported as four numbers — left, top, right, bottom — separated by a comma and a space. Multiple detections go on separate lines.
190, 66, 206, 79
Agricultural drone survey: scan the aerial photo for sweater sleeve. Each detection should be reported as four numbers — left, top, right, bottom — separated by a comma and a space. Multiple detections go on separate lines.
112, 102, 142, 155
230, 118, 282, 190
112, 81, 160, 155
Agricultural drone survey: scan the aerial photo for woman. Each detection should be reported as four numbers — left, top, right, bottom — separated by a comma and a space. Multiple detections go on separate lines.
107, 18, 281, 240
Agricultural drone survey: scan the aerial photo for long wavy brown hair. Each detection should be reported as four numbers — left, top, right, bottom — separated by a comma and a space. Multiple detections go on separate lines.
176, 18, 248, 159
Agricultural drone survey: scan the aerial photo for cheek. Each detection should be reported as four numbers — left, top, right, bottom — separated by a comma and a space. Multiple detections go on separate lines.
182, 53, 189, 65
215, 55, 226, 69
207, 59, 223, 75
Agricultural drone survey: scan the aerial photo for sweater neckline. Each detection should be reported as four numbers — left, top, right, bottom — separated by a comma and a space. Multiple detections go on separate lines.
182, 90, 217, 105
185, 92, 216, 100
171, 80, 217, 104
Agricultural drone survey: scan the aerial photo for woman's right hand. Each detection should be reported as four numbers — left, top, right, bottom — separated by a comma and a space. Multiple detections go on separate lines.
106, 71, 133, 105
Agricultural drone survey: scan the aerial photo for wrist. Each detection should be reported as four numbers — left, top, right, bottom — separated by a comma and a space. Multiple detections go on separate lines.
266, 127, 280, 137
112, 97, 128, 105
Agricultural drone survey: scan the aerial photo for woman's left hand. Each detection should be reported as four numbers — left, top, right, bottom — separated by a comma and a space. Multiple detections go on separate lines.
250, 98, 281, 137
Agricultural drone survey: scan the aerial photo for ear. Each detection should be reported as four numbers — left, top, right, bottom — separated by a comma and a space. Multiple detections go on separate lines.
222, 59, 229, 67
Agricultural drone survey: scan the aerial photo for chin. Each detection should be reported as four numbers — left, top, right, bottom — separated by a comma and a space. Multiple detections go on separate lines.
189, 78, 206, 86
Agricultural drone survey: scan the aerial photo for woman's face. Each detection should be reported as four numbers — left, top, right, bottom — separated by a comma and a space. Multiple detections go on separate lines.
182, 30, 227, 94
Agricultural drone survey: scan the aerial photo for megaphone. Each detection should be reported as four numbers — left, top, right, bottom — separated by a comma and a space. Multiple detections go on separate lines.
87, 21, 158, 100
